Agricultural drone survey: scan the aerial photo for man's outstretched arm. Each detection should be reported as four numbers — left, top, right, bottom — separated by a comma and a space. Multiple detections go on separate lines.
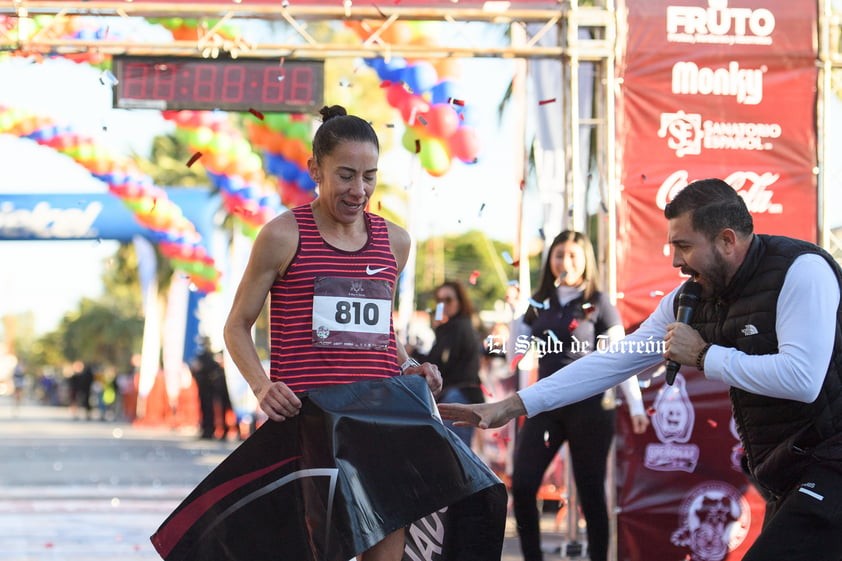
438, 394, 527, 429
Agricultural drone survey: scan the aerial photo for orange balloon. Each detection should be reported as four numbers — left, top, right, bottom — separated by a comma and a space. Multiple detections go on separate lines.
432, 57, 463, 80
376, 21, 414, 45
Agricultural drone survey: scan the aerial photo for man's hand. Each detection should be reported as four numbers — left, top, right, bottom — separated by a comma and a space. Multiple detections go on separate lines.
663, 322, 707, 367
438, 394, 527, 430
404, 362, 443, 397
255, 381, 302, 422
629, 413, 650, 434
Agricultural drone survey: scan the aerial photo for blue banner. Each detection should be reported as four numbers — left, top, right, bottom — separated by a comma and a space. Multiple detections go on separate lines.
0, 188, 220, 243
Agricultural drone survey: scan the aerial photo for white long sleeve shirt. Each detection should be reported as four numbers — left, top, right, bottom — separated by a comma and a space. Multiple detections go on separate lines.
519, 253, 839, 417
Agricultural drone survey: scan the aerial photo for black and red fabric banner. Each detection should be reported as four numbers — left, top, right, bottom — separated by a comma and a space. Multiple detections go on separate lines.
151, 375, 506, 561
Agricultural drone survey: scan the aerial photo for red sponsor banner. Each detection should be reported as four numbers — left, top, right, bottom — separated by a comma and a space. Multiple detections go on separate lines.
614, 1, 817, 559
615, 0, 818, 329
615, 370, 766, 561
41, 0, 561, 6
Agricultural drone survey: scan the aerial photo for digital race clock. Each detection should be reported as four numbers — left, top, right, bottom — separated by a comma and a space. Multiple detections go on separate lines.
112, 56, 325, 113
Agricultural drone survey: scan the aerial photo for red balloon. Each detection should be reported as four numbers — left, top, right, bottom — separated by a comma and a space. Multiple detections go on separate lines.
385, 83, 411, 108
448, 125, 481, 163
398, 95, 430, 126
422, 103, 460, 139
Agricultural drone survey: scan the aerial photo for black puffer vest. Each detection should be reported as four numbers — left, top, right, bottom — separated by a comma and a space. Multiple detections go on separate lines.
686, 234, 842, 497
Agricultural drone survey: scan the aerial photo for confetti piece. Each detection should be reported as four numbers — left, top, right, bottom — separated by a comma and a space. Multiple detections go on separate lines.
647, 406, 657, 416
469, 270, 480, 285
511, 260, 520, 267
539, 98, 557, 105
414, 139, 421, 153
277, 57, 286, 81
338, 79, 351, 87
568, 319, 579, 331
448, 97, 465, 106
186, 152, 203, 167
379, 80, 393, 88
385, 123, 396, 128
478, 202, 485, 216
544, 329, 560, 342
434, 301, 444, 322
707, 419, 718, 428
98, 69, 119, 86
417, 115, 428, 126
528, 297, 549, 309
481, 384, 493, 397
248, 108, 265, 120
502, 251, 513, 264
543, 430, 550, 446
509, 353, 524, 371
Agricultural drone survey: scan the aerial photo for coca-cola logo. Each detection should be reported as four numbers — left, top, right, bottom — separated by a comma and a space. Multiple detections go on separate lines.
655, 171, 783, 214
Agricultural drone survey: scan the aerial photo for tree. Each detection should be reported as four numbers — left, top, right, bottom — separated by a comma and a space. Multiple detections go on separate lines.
22, 243, 145, 377
414, 230, 542, 318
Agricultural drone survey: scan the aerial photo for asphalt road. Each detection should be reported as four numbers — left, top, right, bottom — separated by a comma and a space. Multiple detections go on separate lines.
0, 396, 574, 561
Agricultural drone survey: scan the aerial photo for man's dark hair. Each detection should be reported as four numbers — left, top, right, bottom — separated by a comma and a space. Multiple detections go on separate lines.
664, 178, 754, 239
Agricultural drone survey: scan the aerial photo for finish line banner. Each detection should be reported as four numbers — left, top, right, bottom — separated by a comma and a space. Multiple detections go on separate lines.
151, 375, 507, 561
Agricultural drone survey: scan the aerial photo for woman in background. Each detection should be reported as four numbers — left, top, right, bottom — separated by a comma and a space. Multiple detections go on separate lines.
511, 230, 649, 561
417, 280, 485, 448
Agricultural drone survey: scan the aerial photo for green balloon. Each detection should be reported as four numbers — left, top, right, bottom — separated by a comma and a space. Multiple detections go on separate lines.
286, 121, 310, 141
418, 137, 450, 173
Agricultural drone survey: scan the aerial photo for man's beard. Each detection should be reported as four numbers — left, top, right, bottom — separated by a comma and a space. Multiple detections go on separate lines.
683, 248, 729, 298
703, 248, 730, 297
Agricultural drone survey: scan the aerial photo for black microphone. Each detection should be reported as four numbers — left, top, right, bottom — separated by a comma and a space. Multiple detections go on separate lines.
665, 280, 702, 385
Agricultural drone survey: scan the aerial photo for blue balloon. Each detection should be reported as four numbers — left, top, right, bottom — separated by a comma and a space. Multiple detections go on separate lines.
259, 193, 282, 211
379, 57, 408, 82
279, 160, 301, 183
402, 62, 437, 94
263, 152, 285, 176
431, 80, 459, 105
298, 171, 317, 192
455, 104, 478, 127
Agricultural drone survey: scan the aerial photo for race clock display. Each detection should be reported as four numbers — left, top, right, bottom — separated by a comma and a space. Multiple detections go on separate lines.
112, 55, 324, 112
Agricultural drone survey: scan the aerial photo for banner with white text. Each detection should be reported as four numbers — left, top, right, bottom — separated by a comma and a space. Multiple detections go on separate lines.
613, 1, 817, 559
615, 0, 818, 327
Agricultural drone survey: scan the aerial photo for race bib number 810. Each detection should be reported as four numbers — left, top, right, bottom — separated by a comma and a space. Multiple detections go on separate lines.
312, 276, 393, 350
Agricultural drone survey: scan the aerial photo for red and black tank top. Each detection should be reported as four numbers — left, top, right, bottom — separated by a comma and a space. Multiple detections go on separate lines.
268, 204, 401, 392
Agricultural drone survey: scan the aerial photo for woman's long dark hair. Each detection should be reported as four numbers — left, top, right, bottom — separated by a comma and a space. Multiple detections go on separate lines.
435, 280, 475, 319
526, 230, 600, 323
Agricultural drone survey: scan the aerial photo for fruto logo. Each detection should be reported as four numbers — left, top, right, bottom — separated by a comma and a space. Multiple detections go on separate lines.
666, 0, 776, 46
